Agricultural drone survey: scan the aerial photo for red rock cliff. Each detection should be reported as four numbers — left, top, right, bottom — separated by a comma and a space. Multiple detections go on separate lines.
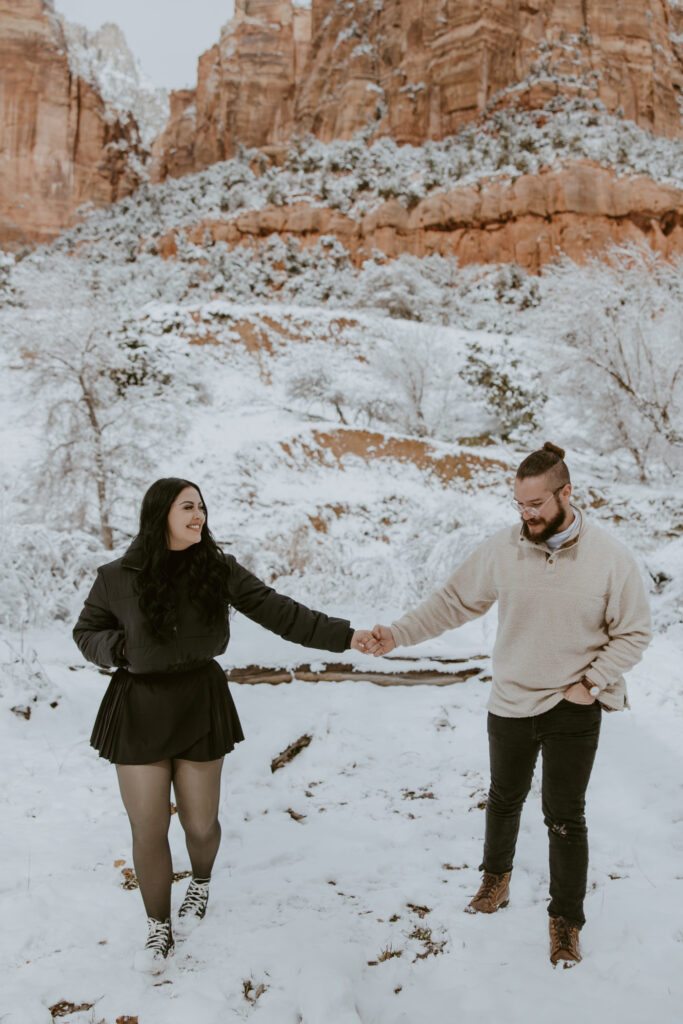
154, 0, 683, 181
0, 0, 144, 249
297, 0, 683, 144
152, 0, 312, 180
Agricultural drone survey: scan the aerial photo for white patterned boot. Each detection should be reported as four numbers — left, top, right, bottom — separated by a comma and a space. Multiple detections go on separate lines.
133, 916, 174, 974
176, 877, 210, 935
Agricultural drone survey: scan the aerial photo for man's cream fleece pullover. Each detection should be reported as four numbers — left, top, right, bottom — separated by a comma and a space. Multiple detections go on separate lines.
390, 514, 652, 717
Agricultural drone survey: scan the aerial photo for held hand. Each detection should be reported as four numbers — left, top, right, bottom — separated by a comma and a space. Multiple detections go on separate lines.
370, 624, 396, 656
563, 681, 596, 705
351, 629, 381, 654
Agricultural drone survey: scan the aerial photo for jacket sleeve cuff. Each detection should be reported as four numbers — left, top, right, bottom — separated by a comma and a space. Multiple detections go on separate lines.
112, 635, 128, 667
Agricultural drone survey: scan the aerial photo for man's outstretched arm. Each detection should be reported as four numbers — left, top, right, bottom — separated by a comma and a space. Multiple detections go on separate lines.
369, 544, 497, 656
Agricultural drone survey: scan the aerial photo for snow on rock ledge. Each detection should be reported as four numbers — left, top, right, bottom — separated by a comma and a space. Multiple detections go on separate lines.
56, 17, 170, 149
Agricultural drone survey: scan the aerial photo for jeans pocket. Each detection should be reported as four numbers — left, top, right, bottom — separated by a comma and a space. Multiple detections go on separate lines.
560, 698, 600, 712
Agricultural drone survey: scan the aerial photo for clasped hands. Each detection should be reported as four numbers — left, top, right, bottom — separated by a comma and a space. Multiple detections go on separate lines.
350, 625, 395, 656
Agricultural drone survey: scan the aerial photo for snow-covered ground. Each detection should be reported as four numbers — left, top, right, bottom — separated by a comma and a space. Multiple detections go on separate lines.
2, 617, 682, 1024
2, 131, 682, 1022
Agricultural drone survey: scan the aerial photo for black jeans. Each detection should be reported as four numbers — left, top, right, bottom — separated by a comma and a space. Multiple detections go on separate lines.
482, 699, 602, 928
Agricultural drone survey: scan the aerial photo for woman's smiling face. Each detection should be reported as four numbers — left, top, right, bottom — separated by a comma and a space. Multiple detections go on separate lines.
166, 486, 206, 550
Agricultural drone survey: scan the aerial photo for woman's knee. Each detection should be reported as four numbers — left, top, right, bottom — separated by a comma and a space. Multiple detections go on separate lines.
179, 813, 220, 845
129, 818, 171, 847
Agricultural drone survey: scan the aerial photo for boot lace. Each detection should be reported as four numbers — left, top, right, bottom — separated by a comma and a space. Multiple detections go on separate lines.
550, 917, 576, 952
145, 918, 173, 956
178, 878, 210, 920
478, 872, 504, 900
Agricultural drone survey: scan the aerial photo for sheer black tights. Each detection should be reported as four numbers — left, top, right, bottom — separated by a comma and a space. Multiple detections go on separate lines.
116, 757, 223, 921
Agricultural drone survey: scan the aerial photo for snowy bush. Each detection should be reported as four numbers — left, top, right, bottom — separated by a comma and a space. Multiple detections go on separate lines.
0, 631, 59, 710
0, 250, 16, 307
366, 323, 465, 440
534, 246, 683, 480
461, 339, 545, 441
2, 524, 107, 631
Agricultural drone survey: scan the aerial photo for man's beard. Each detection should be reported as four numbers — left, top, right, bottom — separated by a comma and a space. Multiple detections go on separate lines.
522, 504, 567, 544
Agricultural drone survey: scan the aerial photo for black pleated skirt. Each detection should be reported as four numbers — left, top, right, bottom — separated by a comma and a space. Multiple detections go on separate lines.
90, 660, 244, 765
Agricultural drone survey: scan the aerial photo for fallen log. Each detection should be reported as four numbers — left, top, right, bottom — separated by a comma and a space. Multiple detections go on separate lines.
229, 662, 488, 687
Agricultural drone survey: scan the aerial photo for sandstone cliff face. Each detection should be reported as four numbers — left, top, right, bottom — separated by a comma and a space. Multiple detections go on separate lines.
147, 0, 683, 269
56, 18, 169, 147
5, 0, 683, 266
153, 0, 683, 183
152, 0, 312, 180
297, 0, 683, 143
0, 0, 144, 249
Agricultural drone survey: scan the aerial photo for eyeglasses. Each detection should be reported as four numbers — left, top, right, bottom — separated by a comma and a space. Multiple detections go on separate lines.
510, 486, 563, 517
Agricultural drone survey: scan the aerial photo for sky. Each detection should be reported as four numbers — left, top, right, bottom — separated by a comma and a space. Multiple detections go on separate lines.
54, 0, 236, 90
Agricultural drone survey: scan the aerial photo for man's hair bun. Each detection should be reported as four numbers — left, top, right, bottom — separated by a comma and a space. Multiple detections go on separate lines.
516, 442, 570, 485
542, 441, 565, 459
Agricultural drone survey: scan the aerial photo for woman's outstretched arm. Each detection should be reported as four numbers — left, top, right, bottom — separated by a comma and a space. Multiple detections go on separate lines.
225, 555, 369, 653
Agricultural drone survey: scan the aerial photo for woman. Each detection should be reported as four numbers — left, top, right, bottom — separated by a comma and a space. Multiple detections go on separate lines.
73, 477, 371, 974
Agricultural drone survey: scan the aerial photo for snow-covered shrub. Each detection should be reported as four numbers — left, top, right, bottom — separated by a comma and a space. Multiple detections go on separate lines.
277, 316, 478, 442
367, 323, 465, 439
461, 339, 545, 441
0, 250, 16, 307
645, 536, 683, 632
285, 365, 357, 425
2, 524, 107, 630
534, 246, 683, 481
0, 631, 59, 710
355, 256, 450, 322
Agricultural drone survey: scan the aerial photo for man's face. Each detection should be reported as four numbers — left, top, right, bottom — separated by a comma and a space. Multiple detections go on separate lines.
514, 474, 571, 544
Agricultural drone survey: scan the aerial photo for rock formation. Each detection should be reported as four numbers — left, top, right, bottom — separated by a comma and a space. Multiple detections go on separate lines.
297, 0, 683, 144
152, 0, 312, 180
56, 18, 169, 148
154, 0, 683, 181
3, 0, 682, 265
0, 0, 144, 250
155, 160, 683, 272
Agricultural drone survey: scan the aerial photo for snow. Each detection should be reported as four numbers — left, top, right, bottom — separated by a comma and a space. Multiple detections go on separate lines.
2, 99, 683, 1023
1, 623, 681, 1023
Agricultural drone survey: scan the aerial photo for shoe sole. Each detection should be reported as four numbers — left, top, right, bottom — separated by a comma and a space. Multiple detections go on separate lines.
464, 898, 510, 915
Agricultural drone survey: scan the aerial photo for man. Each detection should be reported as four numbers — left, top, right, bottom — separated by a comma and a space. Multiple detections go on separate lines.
367, 442, 651, 966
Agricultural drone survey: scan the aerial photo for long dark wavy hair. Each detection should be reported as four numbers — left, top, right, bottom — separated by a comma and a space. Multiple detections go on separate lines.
135, 477, 231, 639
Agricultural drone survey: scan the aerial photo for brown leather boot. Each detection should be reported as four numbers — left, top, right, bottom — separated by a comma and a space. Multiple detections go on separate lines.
549, 916, 582, 966
464, 871, 511, 914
